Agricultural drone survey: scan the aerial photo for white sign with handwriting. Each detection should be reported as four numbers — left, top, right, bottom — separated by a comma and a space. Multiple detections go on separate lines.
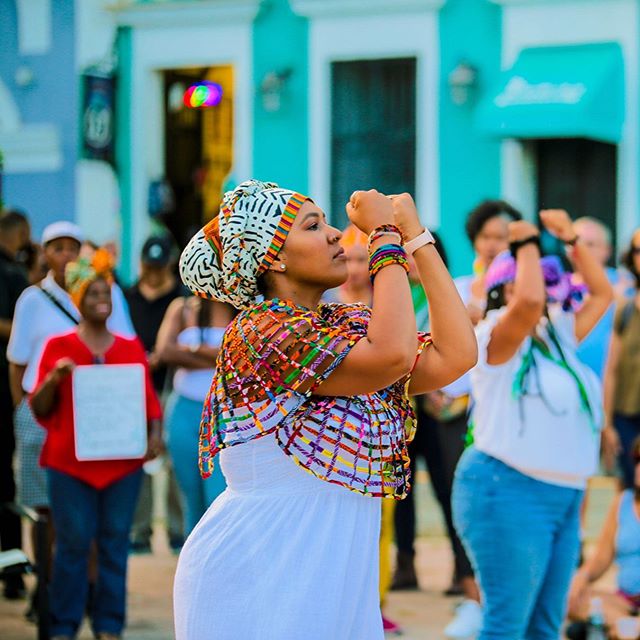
73, 364, 147, 461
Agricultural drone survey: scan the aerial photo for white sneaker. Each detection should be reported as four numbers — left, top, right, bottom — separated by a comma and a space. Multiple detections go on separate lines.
444, 599, 483, 639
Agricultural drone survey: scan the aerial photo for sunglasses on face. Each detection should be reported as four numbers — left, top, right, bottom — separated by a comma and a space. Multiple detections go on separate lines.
631, 247, 640, 255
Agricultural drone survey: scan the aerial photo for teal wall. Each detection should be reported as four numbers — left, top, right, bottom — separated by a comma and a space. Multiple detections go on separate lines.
116, 26, 134, 282
438, 0, 503, 277
252, 0, 309, 192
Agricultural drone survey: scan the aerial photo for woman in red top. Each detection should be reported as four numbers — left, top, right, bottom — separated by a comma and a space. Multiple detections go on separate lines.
31, 249, 162, 640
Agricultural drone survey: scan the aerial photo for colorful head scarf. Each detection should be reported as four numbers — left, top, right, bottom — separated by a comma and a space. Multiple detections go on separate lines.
485, 250, 586, 311
179, 179, 311, 309
65, 247, 114, 308
340, 224, 368, 251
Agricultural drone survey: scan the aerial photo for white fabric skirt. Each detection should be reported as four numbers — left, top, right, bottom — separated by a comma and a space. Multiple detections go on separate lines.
173, 437, 383, 640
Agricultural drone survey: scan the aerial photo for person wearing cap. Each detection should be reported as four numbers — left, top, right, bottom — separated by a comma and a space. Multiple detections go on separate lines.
125, 235, 186, 554
7, 222, 136, 581
30, 248, 163, 640
172, 180, 476, 638
451, 210, 612, 639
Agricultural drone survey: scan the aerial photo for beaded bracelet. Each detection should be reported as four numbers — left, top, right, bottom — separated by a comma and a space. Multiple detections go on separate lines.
369, 243, 410, 283
367, 224, 404, 253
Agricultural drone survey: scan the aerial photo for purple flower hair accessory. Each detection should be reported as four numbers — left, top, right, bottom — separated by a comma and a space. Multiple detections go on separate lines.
484, 251, 587, 312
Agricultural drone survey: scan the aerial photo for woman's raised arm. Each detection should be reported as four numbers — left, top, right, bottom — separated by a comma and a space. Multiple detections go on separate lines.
315, 190, 418, 396
382, 195, 477, 395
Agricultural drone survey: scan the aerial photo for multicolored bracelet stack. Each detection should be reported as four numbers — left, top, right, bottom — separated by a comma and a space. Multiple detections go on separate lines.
369, 243, 410, 283
367, 224, 404, 252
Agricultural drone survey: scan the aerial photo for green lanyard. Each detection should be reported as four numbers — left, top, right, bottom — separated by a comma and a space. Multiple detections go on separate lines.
512, 322, 596, 434
466, 320, 597, 448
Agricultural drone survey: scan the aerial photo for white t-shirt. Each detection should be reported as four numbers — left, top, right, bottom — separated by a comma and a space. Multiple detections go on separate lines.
172, 325, 226, 402
7, 273, 136, 393
439, 274, 476, 397
471, 306, 602, 489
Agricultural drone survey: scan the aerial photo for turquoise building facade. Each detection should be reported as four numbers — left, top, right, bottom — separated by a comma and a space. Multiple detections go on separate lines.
113, 0, 505, 279
2, 0, 637, 281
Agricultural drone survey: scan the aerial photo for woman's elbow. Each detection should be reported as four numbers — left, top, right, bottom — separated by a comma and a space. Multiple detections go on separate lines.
384, 348, 416, 381
517, 291, 546, 311
155, 343, 173, 365
512, 296, 545, 324
30, 398, 46, 418
461, 339, 478, 373
448, 341, 478, 381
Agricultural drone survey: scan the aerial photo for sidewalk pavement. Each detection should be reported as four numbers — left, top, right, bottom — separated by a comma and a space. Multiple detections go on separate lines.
1, 536, 456, 640
0, 473, 617, 639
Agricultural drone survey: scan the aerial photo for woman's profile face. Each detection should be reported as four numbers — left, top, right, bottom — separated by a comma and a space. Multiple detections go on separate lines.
474, 216, 510, 267
274, 201, 348, 290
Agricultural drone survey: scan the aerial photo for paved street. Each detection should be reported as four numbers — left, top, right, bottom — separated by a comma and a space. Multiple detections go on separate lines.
1, 472, 616, 640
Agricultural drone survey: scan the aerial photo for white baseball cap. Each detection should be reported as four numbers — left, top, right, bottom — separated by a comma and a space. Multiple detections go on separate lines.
41, 221, 84, 246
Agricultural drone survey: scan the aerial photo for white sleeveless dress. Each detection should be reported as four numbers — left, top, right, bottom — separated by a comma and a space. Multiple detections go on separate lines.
173, 436, 383, 639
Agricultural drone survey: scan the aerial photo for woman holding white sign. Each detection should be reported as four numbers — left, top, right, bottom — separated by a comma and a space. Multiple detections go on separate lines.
31, 249, 162, 640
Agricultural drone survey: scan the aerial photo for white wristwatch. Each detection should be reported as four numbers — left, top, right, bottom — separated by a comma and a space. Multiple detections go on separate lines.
403, 228, 435, 255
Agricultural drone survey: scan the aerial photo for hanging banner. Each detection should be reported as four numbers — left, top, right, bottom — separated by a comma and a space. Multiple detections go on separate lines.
81, 70, 115, 164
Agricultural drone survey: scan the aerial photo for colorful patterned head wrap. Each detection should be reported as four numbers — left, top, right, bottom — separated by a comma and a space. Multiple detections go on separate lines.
65, 247, 115, 308
485, 250, 587, 311
340, 224, 368, 251
179, 179, 310, 309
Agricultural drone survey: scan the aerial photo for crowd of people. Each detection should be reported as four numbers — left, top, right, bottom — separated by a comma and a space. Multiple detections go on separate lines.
0, 178, 639, 640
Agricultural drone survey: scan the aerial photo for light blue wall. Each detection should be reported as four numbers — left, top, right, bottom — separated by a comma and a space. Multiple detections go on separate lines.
252, 0, 308, 192
438, 0, 502, 277
0, 0, 77, 237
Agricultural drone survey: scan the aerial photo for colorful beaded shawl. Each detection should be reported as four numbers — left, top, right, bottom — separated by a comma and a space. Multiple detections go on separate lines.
199, 298, 431, 499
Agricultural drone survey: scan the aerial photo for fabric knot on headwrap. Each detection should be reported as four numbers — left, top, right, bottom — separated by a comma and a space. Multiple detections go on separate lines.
179, 179, 311, 309
65, 248, 115, 309
485, 250, 587, 312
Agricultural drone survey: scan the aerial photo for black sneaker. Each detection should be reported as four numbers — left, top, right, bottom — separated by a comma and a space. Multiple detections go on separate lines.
129, 541, 152, 555
390, 552, 419, 591
4, 574, 26, 600
565, 621, 587, 640
169, 538, 184, 555
443, 581, 464, 597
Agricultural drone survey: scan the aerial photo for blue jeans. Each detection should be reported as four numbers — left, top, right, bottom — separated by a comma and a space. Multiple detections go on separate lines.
452, 448, 583, 640
614, 413, 640, 489
166, 392, 226, 537
47, 468, 142, 637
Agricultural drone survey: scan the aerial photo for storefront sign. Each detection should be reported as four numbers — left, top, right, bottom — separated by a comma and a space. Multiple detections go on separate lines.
81, 71, 115, 164
494, 76, 587, 108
